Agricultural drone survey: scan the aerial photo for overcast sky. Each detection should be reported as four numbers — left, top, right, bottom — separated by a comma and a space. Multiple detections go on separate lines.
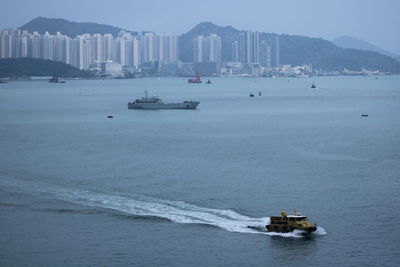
1, 0, 399, 54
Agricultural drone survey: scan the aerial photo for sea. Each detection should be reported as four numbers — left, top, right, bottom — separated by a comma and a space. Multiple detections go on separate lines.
0, 76, 399, 266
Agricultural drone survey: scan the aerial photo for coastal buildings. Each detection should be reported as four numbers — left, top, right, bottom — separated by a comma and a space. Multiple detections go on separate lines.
0, 28, 179, 72
0, 27, 289, 76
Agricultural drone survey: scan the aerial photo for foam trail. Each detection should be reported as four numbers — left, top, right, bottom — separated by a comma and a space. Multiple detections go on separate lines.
2, 179, 326, 237
55, 189, 267, 234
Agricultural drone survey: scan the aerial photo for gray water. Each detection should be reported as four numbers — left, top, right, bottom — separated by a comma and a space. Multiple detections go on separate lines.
0, 76, 399, 266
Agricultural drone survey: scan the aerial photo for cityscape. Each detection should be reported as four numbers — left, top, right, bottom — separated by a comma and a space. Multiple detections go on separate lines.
0, 27, 317, 77
1, 1, 400, 266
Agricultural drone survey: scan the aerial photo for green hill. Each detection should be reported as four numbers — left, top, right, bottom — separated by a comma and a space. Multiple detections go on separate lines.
332, 36, 400, 62
180, 22, 400, 73
0, 58, 93, 78
19, 17, 133, 37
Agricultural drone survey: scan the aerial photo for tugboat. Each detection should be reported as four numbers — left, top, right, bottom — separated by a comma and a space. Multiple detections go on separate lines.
266, 211, 317, 235
188, 73, 202, 83
49, 73, 66, 83
128, 91, 200, 109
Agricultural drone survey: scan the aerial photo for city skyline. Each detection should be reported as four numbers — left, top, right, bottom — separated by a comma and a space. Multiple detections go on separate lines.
1, 0, 400, 55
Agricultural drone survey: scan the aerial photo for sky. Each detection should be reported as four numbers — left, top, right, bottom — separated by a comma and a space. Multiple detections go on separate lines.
1, 0, 400, 54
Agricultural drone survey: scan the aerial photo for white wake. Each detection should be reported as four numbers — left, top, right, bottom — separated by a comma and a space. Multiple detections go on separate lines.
52, 188, 326, 237
2, 179, 326, 237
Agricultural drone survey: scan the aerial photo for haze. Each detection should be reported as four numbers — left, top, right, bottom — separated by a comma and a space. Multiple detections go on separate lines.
1, 0, 400, 54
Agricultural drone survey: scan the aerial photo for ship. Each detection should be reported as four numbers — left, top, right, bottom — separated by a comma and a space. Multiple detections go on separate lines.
188, 73, 202, 83
49, 73, 66, 83
128, 91, 200, 109
266, 211, 317, 235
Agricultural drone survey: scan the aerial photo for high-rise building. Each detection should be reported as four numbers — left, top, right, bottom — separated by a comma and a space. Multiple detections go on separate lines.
231, 40, 239, 62
260, 40, 271, 67
193, 34, 221, 63
271, 36, 280, 67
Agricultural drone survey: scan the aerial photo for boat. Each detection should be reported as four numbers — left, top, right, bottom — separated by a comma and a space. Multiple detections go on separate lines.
206, 79, 212, 84
258, 91, 262, 96
128, 91, 200, 109
49, 73, 66, 83
188, 73, 202, 83
361, 114, 368, 117
249, 93, 255, 97
0, 79, 8, 83
310, 83, 317, 89
265, 211, 317, 235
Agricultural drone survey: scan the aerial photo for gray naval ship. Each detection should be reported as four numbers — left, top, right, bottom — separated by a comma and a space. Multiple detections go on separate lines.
128, 91, 200, 109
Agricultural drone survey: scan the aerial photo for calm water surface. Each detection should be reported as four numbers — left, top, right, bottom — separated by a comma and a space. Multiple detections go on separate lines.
0, 76, 399, 266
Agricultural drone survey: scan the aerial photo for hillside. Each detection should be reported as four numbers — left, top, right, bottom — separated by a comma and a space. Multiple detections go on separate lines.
19, 17, 132, 37
179, 22, 241, 62
332, 36, 400, 62
0, 58, 93, 78
14, 18, 400, 74
181, 22, 400, 73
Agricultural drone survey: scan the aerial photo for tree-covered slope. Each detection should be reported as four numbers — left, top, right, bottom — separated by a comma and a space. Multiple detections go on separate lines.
0, 58, 93, 78
19, 17, 132, 37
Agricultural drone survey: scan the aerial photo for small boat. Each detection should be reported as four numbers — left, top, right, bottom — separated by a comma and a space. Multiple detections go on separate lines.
310, 83, 317, 89
0, 79, 8, 83
266, 211, 317, 235
107, 115, 114, 119
49, 73, 66, 83
188, 73, 202, 83
361, 114, 368, 117
258, 91, 262, 96
249, 93, 255, 97
206, 79, 212, 84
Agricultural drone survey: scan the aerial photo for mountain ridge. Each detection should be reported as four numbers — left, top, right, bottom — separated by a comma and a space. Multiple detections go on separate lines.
19, 17, 134, 37
332, 36, 400, 62
15, 17, 400, 73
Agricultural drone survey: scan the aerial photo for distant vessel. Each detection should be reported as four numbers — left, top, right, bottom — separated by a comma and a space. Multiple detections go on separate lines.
206, 79, 212, 84
188, 73, 202, 83
247, 211, 317, 235
310, 83, 317, 89
128, 91, 200, 109
361, 114, 369, 117
249, 93, 255, 97
0, 79, 7, 83
49, 73, 65, 83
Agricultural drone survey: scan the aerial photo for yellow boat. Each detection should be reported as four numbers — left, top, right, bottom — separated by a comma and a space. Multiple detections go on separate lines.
266, 211, 317, 234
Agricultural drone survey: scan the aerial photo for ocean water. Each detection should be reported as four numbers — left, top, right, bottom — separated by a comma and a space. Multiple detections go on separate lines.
0, 76, 399, 266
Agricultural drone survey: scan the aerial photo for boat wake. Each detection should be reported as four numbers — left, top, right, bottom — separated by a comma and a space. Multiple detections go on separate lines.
3, 181, 326, 238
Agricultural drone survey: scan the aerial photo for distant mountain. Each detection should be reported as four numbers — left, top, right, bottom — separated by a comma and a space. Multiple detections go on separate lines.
332, 36, 400, 62
15, 18, 400, 74
181, 22, 400, 73
0, 58, 93, 78
19, 17, 133, 37
179, 22, 241, 62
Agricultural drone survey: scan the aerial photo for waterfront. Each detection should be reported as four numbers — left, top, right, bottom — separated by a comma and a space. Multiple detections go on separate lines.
0, 76, 399, 266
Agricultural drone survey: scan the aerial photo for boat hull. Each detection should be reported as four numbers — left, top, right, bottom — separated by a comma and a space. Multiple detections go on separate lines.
128, 101, 200, 109
266, 225, 317, 234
